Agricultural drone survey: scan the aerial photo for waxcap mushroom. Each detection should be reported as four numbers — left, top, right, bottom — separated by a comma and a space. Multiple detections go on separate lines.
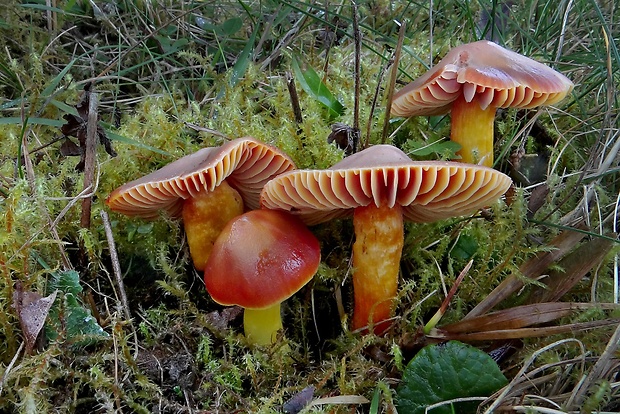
392, 40, 574, 116
106, 137, 295, 218
260, 144, 513, 225
261, 144, 512, 333
106, 137, 296, 270
204, 209, 321, 345
391, 40, 573, 166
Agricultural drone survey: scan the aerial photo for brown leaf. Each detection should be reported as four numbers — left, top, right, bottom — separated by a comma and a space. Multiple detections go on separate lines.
430, 319, 620, 341
465, 220, 589, 319
527, 184, 550, 218
59, 84, 116, 171
204, 306, 243, 333
327, 123, 357, 155
12, 282, 57, 354
443, 302, 620, 334
527, 235, 615, 303
59, 138, 82, 157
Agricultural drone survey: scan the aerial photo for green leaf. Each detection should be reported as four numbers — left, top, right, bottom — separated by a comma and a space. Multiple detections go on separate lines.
51, 269, 82, 296
46, 270, 109, 344
291, 55, 345, 120
64, 293, 108, 338
450, 234, 479, 261
50, 99, 79, 116
228, 23, 258, 88
220, 17, 243, 36
196, 17, 243, 36
396, 341, 507, 414
369, 387, 380, 414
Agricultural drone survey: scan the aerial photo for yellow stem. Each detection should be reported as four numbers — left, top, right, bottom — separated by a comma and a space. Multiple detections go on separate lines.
182, 180, 244, 270
243, 303, 283, 345
450, 94, 497, 167
351, 203, 404, 334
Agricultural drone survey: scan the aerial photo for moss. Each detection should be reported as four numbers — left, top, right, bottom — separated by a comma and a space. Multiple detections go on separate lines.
0, 1, 618, 412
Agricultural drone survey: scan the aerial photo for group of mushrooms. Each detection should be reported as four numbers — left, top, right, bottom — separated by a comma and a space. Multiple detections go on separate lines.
106, 41, 573, 345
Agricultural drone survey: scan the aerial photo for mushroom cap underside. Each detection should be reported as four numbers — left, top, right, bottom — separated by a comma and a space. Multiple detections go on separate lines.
260, 145, 512, 226
106, 137, 296, 219
391, 40, 574, 117
204, 210, 321, 309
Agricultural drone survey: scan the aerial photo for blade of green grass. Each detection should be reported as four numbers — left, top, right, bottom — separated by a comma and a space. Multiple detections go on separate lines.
291, 54, 345, 120
228, 22, 258, 88
105, 130, 173, 157
0, 117, 65, 127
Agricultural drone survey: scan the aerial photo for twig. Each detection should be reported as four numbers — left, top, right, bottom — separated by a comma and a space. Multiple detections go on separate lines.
0, 342, 24, 396
380, 20, 406, 144
483, 338, 586, 413
100, 210, 132, 324
351, 2, 361, 153
20, 123, 72, 269
182, 122, 230, 140
260, 14, 306, 71
286, 71, 304, 125
569, 319, 620, 408
364, 58, 388, 149
80, 85, 98, 229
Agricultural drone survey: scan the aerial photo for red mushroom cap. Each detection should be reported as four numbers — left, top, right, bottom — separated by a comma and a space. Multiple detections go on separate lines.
106, 137, 295, 219
260, 145, 512, 225
391, 40, 574, 117
204, 210, 320, 310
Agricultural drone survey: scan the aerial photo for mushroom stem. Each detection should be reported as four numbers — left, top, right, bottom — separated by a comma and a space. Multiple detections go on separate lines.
182, 180, 244, 270
450, 94, 497, 167
351, 202, 404, 334
243, 304, 283, 345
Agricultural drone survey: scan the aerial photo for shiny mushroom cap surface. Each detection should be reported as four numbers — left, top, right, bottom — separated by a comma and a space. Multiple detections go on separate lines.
106, 137, 295, 219
204, 210, 321, 309
260, 145, 512, 225
391, 40, 574, 117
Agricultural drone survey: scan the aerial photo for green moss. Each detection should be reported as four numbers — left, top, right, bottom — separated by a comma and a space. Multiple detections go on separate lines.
0, 0, 618, 412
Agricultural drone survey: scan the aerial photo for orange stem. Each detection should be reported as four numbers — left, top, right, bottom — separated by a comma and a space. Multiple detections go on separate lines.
351, 203, 404, 334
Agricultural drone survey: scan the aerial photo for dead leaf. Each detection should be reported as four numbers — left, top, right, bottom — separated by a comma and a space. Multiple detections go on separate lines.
12, 282, 58, 354
527, 184, 550, 218
465, 220, 588, 319
527, 235, 615, 303
59, 138, 82, 157
204, 306, 243, 333
430, 319, 619, 341
327, 122, 357, 155
443, 302, 620, 334
60, 84, 116, 171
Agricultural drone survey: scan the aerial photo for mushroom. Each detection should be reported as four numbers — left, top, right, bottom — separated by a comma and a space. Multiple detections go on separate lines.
204, 209, 320, 345
260, 145, 512, 334
391, 40, 573, 167
106, 137, 295, 270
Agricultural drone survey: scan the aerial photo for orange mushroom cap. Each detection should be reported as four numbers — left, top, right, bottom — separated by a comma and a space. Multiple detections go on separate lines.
204, 209, 320, 310
106, 137, 295, 219
260, 144, 513, 225
391, 40, 574, 117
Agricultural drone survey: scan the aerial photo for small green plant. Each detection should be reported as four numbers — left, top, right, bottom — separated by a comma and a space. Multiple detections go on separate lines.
396, 341, 508, 414
45, 269, 109, 345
